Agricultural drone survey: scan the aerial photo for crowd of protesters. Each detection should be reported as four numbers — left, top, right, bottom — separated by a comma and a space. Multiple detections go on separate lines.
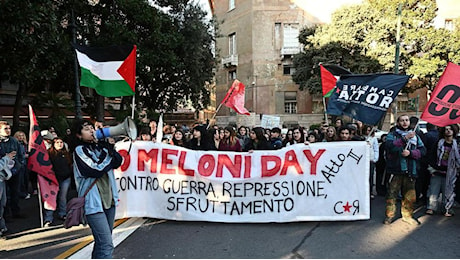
138, 117, 376, 151
1, 114, 460, 244
138, 116, 460, 225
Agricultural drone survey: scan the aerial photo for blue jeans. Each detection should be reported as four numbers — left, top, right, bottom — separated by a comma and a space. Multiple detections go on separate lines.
427, 175, 446, 211
43, 178, 71, 223
57, 178, 71, 217
44, 209, 54, 223
0, 181, 7, 230
86, 206, 116, 259
369, 162, 376, 195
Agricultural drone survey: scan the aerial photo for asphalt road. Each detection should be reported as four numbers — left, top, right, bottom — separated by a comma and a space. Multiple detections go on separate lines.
1, 193, 460, 259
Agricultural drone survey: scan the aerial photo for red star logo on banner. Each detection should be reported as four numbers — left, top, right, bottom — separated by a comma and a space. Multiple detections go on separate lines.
343, 202, 352, 212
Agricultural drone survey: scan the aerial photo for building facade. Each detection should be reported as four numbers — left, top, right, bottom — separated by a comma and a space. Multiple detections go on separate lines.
213, 0, 323, 128
210, 0, 459, 130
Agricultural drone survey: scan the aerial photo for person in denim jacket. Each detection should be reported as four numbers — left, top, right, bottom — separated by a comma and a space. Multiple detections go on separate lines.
0, 146, 15, 236
384, 115, 426, 225
71, 120, 123, 259
0, 121, 25, 218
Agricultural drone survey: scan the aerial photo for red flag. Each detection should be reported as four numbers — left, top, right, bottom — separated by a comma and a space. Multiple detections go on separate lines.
421, 62, 460, 127
28, 105, 59, 210
221, 79, 250, 115
320, 64, 338, 97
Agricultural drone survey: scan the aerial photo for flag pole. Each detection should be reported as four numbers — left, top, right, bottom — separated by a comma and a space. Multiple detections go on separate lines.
37, 180, 44, 228
366, 126, 377, 141
405, 120, 420, 150
207, 81, 236, 130
131, 95, 135, 119
207, 103, 223, 130
71, 9, 82, 119
156, 113, 164, 143
322, 96, 329, 123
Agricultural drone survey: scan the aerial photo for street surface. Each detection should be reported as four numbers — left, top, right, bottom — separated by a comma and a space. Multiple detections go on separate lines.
1, 193, 459, 258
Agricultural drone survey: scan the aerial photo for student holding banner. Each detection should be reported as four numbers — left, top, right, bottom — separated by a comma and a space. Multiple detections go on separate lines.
384, 115, 426, 225
285, 127, 305, 146
188, 125, 211, 151
237, 126, 250, 151
247, 127, 273, 151
218, 126, 242, 152
323, 126, 337, 142
337, 126, 351, 141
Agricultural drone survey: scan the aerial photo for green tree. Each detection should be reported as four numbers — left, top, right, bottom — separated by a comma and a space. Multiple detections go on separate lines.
67, 0, 216, 118
1, 0, 216, 128
298, 0, 460, 93
0, 0, 72, 132
292, 30, 382, 95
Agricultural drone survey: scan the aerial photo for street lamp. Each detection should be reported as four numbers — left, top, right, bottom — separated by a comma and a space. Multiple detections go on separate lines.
70, 9, 82, 119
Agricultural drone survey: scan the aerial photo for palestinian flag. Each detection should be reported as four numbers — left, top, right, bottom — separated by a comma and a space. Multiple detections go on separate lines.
320, 64, 353, 97
74, 44, 136, 97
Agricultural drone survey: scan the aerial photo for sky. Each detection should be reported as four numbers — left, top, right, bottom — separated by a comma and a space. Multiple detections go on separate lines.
293, 0, 363, 23
198, 0, 460, 25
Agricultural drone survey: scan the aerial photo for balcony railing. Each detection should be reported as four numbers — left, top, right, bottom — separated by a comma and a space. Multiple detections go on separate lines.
222, 54, 238, 67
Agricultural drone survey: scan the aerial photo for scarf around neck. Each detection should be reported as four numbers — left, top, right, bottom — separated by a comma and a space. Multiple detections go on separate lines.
395, 128, 417, 146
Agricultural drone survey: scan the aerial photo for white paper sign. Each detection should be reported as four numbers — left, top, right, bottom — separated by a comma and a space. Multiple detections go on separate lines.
260, 115, 281, 129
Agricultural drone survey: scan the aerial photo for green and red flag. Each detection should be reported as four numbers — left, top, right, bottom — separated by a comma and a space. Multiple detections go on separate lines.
320, 64, 353, 97
74, 44, 136, 97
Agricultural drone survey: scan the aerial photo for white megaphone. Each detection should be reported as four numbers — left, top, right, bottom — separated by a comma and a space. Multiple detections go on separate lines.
94, 117, 138, 140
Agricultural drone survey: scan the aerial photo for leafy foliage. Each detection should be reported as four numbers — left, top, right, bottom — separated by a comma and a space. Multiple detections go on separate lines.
292, 35, 382, 95
66, 0, 216, 112
0, 0, 71, 87
1, 0, 216, 129
293, 0, 460, 94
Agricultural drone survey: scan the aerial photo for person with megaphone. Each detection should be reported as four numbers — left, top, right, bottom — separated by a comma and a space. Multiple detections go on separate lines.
70, 119, 123, 259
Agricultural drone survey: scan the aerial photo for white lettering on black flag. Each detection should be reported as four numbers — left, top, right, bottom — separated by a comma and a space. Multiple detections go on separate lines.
327, 73, 410, 125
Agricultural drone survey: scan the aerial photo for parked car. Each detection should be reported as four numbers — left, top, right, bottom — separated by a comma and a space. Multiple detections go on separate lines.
418, 120, 427, 133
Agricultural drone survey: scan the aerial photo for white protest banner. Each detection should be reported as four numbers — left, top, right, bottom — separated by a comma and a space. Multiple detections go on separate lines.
260, 115, 281, 129
114, 141, 370, 222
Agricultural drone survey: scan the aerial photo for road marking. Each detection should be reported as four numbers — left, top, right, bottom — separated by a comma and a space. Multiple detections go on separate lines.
55, 218, 146, 259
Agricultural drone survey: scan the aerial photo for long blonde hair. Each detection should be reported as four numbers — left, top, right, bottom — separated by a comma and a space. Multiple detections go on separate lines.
13, 130, 27, 144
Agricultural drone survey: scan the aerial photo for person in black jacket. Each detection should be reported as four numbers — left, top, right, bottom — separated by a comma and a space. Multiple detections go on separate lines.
44, 137, 73, 226
247, 127, 273, 151
188, 125, 212, 151
375, 134, 388, 196
270, 127, 283, 149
